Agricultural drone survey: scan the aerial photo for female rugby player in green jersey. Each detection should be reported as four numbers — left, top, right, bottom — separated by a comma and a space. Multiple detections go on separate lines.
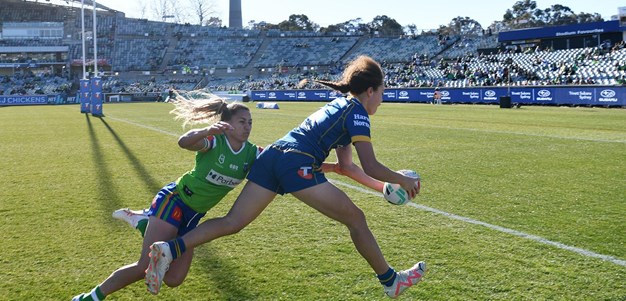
146, 56, 425, 299
72, 91, 262, 301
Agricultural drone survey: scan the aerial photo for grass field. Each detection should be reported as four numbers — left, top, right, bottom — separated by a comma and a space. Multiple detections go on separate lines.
1, 102, 625, 301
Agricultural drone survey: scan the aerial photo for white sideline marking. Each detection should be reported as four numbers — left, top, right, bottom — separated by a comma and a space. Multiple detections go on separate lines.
331, 180, 626, 267
106, 115, 626, 267
106, 116, 180, 137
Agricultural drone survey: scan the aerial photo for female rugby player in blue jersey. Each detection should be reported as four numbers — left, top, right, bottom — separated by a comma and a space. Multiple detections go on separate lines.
72, 92, 262, 301
146, 56, 425, 299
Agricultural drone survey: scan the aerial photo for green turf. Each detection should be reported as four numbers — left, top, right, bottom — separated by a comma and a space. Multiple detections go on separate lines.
1, 102, 624, 300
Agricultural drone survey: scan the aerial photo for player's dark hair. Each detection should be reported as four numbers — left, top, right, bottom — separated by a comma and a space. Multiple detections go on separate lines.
220, 102, 249, 122
315, 55, 383, 95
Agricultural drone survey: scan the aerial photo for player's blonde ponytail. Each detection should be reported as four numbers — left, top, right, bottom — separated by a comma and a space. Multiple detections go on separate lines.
170, 90, 249, 127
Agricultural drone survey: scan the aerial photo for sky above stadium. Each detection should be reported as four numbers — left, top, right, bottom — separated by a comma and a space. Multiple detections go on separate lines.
94, 0, 623, 30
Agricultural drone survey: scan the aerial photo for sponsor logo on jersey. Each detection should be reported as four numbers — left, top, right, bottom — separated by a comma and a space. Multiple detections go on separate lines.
183, 185, 194, 196
353, 114, 370, 128
172, 207, 182, 222
206, 169, 242, 188
298, 166, 313, 180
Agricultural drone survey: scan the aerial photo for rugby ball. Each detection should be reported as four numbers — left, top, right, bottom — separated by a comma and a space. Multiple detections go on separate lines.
398, 169, 420, 179
382, 170, 420, 205
383, 182, 409, 205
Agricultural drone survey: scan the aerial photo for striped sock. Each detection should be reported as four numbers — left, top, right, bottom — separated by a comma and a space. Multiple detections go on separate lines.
377, 267, 397, 287
167, 237, 186, 260
76, 286, 105, 301
92, 286, 105, 301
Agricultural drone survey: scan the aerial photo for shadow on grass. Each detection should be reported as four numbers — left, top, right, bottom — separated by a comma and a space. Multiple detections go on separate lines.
98, 117, 163, 193
86, 114, 123, 215
192, 245, 258, 300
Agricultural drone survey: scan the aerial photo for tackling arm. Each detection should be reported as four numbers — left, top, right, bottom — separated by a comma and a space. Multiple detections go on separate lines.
178, 121, 234, 152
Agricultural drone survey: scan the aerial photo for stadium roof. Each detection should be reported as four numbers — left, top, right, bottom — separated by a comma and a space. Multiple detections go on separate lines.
21, 0, 119, 14
0, 46, 69, 53
499, 20, 624, 42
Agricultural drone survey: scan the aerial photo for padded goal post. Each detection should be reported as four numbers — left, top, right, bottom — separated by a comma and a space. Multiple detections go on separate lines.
90, 77, 103, 116
79, 79, 90, 113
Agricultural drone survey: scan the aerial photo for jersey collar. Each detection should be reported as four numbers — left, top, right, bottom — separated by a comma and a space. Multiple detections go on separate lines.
224, 135, 246, 155
346, 95, 363, 107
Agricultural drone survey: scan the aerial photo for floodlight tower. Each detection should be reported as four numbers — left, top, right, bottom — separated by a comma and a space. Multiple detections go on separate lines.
229, 0, 242, 28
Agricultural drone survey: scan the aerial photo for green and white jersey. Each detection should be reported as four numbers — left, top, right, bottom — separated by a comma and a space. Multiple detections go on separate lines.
176, 134, 260, 213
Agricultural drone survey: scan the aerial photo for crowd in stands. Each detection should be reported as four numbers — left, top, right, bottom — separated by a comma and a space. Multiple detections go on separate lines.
0, 71, 71, 96
101, 76, 201, 94
1, 0, 625, 97
207, 42, 626, 92
384, 41, 626, 88
2, 40, 624, 96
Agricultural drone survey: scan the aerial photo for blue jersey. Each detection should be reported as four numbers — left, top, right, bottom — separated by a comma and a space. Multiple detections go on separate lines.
273, 97, 371, 164
248, 96, 371, 194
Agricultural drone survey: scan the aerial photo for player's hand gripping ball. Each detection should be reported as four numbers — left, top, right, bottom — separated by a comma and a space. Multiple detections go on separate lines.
383, 170, 421, 205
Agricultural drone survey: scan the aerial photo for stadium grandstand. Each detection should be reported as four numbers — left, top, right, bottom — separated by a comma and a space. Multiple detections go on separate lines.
0, 0, 625, 106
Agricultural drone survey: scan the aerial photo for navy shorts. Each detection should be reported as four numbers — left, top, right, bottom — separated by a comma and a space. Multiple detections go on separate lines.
147, 182, 205, 236
246, 146, 327, 195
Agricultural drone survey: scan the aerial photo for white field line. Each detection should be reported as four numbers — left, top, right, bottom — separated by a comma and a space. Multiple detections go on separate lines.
330, 180, 626, 267
106, 115, 626, 267
106, 116, 181, 137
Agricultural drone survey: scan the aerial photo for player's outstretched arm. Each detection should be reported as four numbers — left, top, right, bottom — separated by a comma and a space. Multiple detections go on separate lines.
177, 122, 234, 151
321, 145, 384, 192
353, 141, 419, 199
